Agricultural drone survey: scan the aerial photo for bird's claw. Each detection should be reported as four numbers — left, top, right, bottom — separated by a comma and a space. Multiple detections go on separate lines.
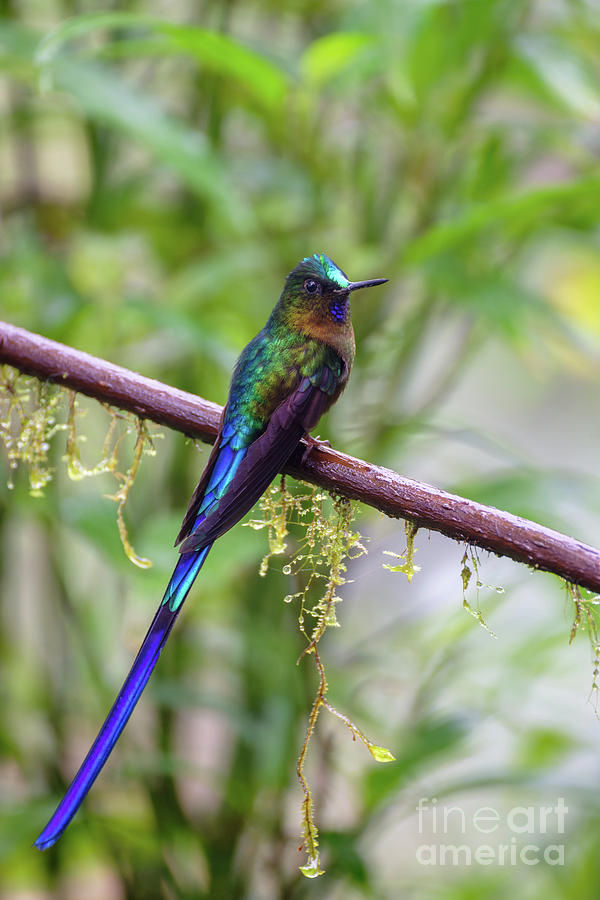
301, 434, 331, 464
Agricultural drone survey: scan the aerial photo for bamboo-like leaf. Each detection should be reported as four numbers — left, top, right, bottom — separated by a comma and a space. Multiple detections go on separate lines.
50, 57, 250, 230
36, 12, 290, 111
515, 35, 600, 119
301, 32, 375, 86
404, 177, 600, 264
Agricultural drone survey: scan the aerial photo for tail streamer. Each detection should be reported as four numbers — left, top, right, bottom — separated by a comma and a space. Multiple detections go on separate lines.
35, 546, 210, 850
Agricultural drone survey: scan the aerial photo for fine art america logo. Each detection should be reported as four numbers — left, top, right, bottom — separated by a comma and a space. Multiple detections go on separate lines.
416, 797, 567, 866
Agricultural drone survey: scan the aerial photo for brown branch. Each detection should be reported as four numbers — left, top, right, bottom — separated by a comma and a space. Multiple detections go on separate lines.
1, 320, 599, 594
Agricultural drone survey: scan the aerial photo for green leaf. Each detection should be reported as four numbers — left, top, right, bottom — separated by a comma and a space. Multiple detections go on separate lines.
35, 11, 158, 66
403, 176, 600, 264
516, 35, 600, 119
161, 25, 289, 112
36, 12, 289, 112
301, 32, 375, 86
367, 743, 396, 763
51, 57, 250, 230
516, 727, 577, 770
0, 21, 38, 82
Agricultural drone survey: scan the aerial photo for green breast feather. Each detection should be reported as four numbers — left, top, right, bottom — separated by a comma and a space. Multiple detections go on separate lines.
225, 330, 344, 446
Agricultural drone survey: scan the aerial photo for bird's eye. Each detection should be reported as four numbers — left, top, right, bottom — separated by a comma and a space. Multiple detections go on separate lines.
304, 279, 320, 295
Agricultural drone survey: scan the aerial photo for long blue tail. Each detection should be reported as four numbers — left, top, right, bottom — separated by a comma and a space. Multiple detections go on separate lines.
35, 546, 211, 851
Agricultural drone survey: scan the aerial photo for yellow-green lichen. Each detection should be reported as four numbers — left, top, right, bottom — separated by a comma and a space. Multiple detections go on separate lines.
383, 519, 421, 582
0, 366, 160, 567
104, 415, 161, 568
249, 481, 394, 878
460, 547, 500, 638
0, 366, 66, 496
568, 583, 600, 713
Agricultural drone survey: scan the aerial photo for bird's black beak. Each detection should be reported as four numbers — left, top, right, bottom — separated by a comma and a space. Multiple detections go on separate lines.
346, 277, 388, 292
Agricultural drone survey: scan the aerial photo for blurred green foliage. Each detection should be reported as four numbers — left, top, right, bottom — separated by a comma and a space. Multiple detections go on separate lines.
1, 0, 600, 897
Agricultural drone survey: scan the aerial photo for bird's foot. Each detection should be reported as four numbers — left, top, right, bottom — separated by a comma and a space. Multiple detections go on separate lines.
301, 434, 331, 464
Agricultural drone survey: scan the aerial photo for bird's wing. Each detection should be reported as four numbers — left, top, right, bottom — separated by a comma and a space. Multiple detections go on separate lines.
174, 412, 227, 546
177, 368, 336, 554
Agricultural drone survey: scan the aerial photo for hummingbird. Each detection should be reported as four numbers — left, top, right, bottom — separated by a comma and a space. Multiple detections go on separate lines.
35, 253, 387, 850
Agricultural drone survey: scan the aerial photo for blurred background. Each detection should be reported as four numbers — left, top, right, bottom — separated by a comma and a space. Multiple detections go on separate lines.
1, 0, 600, 897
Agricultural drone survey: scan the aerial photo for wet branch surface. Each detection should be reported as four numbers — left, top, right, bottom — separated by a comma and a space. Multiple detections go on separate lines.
2, 319, 599, 593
